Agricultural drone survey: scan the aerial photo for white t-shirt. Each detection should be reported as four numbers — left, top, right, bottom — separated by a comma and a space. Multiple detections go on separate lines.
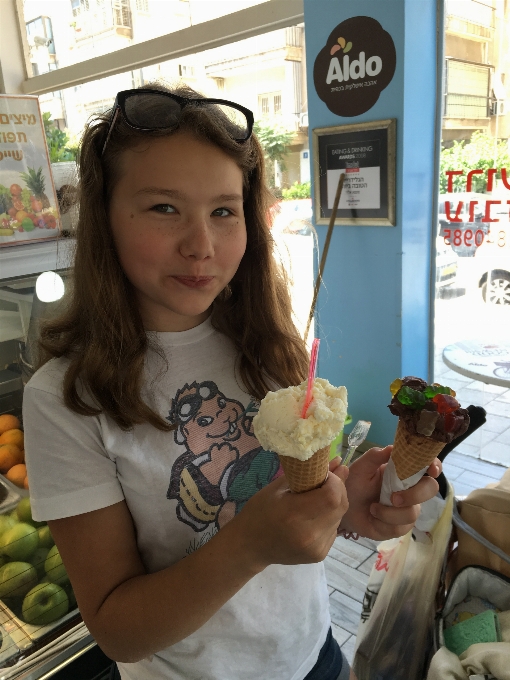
23, 318, 330, 680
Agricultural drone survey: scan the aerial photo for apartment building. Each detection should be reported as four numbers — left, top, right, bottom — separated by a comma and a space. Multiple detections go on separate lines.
23, 0, 309, 186
443, 0, 510, 144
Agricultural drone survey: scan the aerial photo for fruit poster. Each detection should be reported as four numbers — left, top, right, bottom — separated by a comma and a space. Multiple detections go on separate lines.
0, 95, 59, 247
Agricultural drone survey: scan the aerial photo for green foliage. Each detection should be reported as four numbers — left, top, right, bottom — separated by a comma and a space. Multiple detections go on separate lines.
440, 130, 510, 193
42, 112, 78, 163
253, 121, 293, 189
282, 181, 311, 200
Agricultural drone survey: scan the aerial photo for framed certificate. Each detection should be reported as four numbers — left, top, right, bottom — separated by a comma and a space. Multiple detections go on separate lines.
312, 118, 396, 226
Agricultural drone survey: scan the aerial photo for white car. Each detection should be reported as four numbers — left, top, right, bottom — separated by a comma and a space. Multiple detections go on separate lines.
471, 215, 510, 305
436, 236, 458, 289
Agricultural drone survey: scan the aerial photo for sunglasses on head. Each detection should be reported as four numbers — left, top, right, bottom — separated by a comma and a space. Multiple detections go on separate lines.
101, 89, 254, 156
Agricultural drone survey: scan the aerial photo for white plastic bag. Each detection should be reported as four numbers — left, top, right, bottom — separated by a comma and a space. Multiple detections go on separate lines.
353, 485, 454, 680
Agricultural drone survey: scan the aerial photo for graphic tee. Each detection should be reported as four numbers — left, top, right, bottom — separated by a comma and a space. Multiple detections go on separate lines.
23, 318, 330, 680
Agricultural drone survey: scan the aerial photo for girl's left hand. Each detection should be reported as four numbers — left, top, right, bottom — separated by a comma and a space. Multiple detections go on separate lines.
331, 445, 442, 541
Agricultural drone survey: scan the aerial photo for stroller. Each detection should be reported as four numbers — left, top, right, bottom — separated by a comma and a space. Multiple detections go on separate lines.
353, 405, 510, 680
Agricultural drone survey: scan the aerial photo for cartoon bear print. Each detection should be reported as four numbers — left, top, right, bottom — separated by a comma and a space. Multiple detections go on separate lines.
167, 381, 280, 532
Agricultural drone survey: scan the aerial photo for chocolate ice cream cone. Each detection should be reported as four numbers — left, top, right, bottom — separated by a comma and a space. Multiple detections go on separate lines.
279, 445, 330, 493
391, 420, 445, 481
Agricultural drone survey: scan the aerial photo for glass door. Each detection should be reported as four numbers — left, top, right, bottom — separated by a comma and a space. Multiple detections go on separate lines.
433, 0, 510, 467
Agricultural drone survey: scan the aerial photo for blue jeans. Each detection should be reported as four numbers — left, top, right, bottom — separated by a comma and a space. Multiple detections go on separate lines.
304, 627, 350, 680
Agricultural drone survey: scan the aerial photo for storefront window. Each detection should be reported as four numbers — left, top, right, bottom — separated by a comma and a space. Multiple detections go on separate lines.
434, 0, 510, 466
23, 0, 269, 72
36, 23, 313, 338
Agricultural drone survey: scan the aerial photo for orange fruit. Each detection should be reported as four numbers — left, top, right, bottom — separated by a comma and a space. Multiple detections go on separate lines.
0, 429, 24, 449
23, 476, 29, 490
6, 463, 27, 488
0, 444, 23, 473
0, 414, 20, 435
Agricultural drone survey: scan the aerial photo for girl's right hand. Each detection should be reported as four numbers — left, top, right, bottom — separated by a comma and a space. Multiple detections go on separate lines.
235, 466, 349, 570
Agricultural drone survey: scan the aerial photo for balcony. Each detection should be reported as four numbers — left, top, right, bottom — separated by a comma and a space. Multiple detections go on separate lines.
72, 0, 132, 40
443, 58, 492, 126
204, 26, 303, 78
445, 0, 495, 41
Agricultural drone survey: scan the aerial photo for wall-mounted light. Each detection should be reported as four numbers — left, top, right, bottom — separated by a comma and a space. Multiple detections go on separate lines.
35, 271, 65, 302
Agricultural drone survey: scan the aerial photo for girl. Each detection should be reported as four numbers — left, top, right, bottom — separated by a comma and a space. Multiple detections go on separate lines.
23, 84, 441, 680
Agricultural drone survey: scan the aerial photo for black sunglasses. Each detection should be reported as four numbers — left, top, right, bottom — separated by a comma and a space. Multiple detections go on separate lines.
101, 89, 254, 155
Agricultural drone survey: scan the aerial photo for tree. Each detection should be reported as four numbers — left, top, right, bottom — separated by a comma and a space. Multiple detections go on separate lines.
253, 121, 293, 190
42, 112, 78, 163
440, 130, 510, 193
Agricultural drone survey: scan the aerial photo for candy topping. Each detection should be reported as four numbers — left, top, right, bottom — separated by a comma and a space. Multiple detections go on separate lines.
396, 386, 426, 409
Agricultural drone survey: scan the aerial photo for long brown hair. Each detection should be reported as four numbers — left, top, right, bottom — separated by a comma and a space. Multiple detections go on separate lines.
39, 83, 309, 431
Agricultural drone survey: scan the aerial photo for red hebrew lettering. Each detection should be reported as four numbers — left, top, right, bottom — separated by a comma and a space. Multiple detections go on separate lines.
445, 201, 463, 222
482, 200, 501, 223
501, 168, 510, 191
469, 201, 479, 222
466, 169, 483, 192
487, 168, 498, 192
445, 170, 464, 193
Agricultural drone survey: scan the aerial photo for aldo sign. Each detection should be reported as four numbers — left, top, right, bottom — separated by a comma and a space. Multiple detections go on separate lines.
314, 16, 396, 117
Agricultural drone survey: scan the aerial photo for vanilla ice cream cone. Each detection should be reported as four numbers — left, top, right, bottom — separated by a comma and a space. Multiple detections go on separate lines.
391, 420, 445, 481
278, 445, 330, 493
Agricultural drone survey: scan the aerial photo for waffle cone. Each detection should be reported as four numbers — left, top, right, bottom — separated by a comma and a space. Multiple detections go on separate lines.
278, 445, 330, 493
391, 420, 445, 481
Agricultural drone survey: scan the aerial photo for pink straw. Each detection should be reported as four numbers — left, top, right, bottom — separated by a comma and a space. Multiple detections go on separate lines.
301, 338, 320, 418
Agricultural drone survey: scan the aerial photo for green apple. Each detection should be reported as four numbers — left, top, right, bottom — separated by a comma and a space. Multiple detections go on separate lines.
45, 545, 69, 586
0, 522, 39, 561
0, 561, 38, 598
30, 547, 50, 579
0, 515, 16, 536
37, 525, 54, 549
64, 584, 77, 608
22, 582, 69, 626
16, 498, 45, 527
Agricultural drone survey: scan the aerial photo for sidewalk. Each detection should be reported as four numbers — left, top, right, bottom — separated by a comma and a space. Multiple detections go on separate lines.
434, 352, 510, 467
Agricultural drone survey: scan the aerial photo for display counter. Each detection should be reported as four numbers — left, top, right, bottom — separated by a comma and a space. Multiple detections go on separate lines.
0, 241, 113, 679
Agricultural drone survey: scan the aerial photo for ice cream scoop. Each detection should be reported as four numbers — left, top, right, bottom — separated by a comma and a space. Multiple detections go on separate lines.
383, 376, 469, 494
253, 378, 348, 492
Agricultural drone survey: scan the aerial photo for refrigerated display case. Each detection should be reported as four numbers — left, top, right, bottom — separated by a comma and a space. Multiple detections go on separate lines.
0, 240, 116, 679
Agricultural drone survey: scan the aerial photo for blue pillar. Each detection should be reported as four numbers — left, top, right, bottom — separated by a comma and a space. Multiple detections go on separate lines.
304, 0, 442, 444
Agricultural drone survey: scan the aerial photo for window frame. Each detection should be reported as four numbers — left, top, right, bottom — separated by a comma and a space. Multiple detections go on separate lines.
18, 0, 304, 96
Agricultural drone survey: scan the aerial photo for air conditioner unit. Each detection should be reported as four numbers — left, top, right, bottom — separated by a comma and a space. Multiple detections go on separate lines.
299, 112, 308, 128
490, 99, 506, 116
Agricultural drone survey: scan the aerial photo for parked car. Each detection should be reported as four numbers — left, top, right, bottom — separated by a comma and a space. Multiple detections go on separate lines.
471, 216, 510, 305
436, 236, 458, 288
439, 192, 488, 257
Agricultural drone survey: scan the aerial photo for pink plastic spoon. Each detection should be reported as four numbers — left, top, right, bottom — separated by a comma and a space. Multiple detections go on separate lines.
301, 338, 320, 418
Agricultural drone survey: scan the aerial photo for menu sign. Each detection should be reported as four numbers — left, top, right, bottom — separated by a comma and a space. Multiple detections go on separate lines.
0, 95, 59, 248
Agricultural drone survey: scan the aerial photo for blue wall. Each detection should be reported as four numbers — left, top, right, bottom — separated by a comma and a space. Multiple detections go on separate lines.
304, 0, 441, 444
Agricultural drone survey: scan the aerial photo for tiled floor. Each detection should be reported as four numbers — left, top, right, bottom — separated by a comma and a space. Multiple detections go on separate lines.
328, 452, 509, 664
